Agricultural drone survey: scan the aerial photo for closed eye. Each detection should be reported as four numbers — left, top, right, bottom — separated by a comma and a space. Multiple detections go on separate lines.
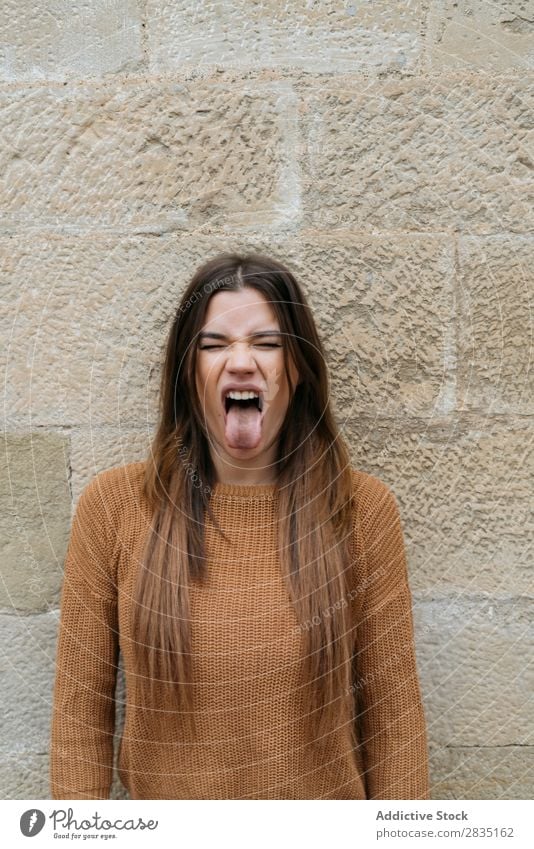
199, 343, 282, 350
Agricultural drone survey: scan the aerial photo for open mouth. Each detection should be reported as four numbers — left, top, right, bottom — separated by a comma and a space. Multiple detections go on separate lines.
224, 395, 263, 414
221, 391, 265, 424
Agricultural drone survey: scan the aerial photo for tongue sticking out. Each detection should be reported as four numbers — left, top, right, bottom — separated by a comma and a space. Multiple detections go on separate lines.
224, 400, 263, 449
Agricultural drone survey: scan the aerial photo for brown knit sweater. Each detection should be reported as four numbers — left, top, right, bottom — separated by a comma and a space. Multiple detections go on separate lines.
50, 461, 430, 800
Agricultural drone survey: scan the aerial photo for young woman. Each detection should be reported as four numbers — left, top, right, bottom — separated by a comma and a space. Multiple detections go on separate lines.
50, 251, 430, 800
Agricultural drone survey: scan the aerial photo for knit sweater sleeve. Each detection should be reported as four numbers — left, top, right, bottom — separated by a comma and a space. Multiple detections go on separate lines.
353, 475, 430, 800
50, 474, 119, 800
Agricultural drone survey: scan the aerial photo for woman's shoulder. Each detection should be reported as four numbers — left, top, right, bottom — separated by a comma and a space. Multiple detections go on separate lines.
350, 466, 397, 503
349, 467, 401, 531
76, 459, 148, 523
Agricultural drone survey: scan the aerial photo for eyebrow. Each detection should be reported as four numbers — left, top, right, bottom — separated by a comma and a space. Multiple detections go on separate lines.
198, 330, 283, 340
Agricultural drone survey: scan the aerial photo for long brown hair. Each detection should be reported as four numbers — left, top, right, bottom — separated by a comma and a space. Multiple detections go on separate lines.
132, 251, 358, 746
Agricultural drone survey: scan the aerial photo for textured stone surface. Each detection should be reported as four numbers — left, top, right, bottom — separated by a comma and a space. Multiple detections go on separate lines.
457, 237, 534, 415
290, 234, 455, 418
0, 611, 59, 755
300, 74, 534, 235
70, 429, 151, 500
0, 1, 143, 81
350, 418, 534, 598
146, 0, 427, 74
0, 753, 50, 799
0, 235, 165, 426
430, 745, 534, 799
0, 233, 294, 427
428, 1, 534, 72
416, 599, 534, 747
0, 432, 71, 612
0, 79, 297, 230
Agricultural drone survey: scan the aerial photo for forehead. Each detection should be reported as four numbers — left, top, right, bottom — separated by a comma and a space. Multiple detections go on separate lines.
202, 288, 279, 331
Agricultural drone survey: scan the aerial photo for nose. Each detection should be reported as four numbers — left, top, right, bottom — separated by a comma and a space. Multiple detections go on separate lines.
226, 342, 257, 371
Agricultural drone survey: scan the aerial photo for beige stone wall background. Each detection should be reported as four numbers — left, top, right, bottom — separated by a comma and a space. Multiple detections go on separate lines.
0, 0, 532, 800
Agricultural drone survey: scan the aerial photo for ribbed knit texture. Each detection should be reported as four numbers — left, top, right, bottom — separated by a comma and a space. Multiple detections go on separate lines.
50, 461, 430, 800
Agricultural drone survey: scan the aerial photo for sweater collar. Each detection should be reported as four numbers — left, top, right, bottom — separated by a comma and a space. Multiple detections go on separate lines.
211, 481, 277, 500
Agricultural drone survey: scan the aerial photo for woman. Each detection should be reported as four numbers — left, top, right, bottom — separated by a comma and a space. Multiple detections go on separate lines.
50, 251, 430, 800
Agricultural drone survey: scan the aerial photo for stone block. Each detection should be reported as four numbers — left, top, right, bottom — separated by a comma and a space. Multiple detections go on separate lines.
300, 75, 534, 234
457, 237, 534, 414
430, 744, 534, 799
0, 753, 50, 799
0, 78, 297, 230
0, 611, 59, 754
0, 1, 143, 81
0, 432, 71, 611
416, 598, 534, 747
289, 233, 455, 418
427, 1, 534, 72
350, 418, 533, 598
69, 430, 151, 501
146, 0, 426, 74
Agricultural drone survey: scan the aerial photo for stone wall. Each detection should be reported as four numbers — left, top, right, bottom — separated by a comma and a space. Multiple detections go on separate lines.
1, 1, 532, 800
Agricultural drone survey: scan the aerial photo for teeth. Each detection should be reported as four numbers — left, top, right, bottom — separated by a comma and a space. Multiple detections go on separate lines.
225, 390, 260, 400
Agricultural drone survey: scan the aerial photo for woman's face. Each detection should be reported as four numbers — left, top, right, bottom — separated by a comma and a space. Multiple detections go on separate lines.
195, 287, 299, 471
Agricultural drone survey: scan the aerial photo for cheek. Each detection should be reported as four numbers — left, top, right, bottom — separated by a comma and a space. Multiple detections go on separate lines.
197, 368, 219, 410
195, 358, 212, 388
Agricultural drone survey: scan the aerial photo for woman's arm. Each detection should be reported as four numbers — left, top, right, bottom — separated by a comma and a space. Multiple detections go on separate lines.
354, 477, 430, 800
50, 476, 119, 800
